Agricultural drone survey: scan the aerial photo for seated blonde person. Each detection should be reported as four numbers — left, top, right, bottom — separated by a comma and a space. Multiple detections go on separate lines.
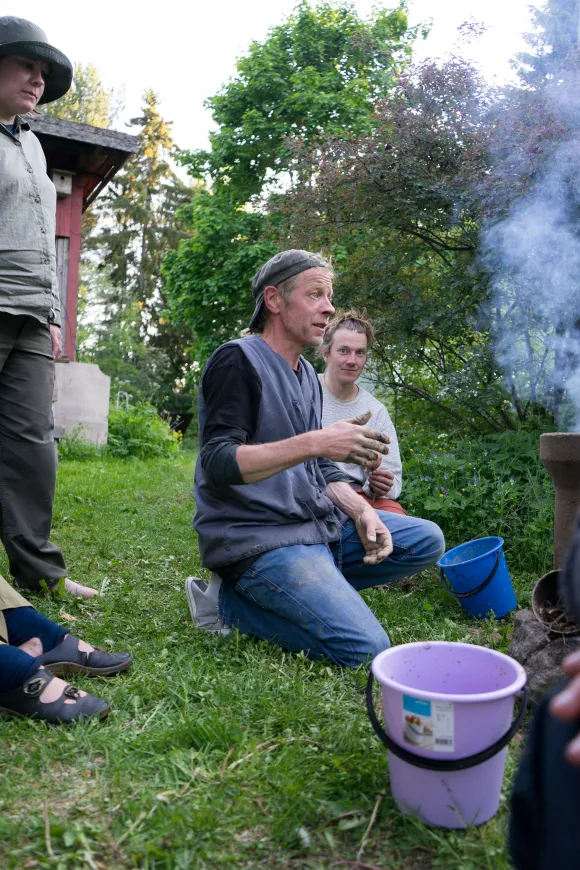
0, 575, 131, 723
319, 311, 405, 515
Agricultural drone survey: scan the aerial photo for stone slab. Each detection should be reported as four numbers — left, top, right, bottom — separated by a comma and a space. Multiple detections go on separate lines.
53, 361, 110, 445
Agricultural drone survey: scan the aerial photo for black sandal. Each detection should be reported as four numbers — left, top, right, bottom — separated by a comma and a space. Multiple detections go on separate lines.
0, 669, 110, 724
38, 634, 132, 677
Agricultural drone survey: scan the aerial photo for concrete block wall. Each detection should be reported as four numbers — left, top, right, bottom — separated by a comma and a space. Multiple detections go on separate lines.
53, 361, 110, 445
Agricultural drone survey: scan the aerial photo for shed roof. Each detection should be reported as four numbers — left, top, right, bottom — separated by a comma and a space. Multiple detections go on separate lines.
29, 115, 139, 210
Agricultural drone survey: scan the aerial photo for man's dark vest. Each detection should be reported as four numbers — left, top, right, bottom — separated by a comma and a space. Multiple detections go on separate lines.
194, 336, 343, 571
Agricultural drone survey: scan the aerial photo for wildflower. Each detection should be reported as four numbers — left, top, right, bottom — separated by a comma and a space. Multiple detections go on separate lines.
509, 476, 515, 484
450, 451, 456, 456
443, 473, 448, 480
419, 473, 424, 480
425, 476, 431, 482
441, 487, 448, 495
483, 450, 488, 456
439, 493, 444, 498
472, 475, 479, 486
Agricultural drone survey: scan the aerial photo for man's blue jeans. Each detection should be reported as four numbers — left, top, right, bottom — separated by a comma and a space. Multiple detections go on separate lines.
219, 512, 445, 668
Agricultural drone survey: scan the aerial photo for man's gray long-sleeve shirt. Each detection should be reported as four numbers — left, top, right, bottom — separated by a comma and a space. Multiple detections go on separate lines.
0, 117, 61, 326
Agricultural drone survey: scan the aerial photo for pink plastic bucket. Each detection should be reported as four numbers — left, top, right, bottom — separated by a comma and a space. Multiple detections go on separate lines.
366, 642, 527, 829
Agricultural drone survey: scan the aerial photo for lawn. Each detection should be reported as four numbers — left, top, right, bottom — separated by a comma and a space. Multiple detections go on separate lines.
0, 450, 536, 870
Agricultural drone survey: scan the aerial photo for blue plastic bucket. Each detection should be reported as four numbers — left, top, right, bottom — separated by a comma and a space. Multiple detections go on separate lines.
437, 537, 517, 619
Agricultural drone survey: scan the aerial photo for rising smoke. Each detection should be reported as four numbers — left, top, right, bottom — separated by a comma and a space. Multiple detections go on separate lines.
482, 120, 580, 430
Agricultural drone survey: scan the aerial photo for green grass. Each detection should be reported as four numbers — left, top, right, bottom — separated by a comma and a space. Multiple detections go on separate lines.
0, 452, 533, 869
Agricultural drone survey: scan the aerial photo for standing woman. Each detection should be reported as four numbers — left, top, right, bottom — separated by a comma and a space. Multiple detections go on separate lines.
0, 17, 97, 598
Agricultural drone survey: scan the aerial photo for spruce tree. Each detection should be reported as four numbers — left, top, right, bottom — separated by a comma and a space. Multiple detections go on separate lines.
85, 91, 195, 410
518, 0, 580, 83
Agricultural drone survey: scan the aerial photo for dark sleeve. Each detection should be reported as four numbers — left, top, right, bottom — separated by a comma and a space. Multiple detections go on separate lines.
199, 345, 262, 488
509, 680, 580, 870
315, 374, 350, 485
318, 457, 350, 485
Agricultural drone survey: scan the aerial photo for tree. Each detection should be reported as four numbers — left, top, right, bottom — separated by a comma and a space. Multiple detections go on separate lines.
278, 37, 580, 431
77, 263, 176, 405
518, 0, 580, 84
181, 1, 418, 202
42, 62, 119, 127
273, 57, 521, 430
86, 91, 196, 410
163, 191, 277, 361
165, 1, 422, 360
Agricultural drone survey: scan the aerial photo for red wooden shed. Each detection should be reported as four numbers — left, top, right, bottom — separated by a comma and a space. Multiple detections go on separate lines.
29, 115, 138, 360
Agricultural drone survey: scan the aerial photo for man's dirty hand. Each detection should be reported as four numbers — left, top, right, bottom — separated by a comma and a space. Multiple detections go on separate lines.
355, 506, 393, 564
369, 468, 395, 497
318, 410, 389, 470
550, 650, 580, 765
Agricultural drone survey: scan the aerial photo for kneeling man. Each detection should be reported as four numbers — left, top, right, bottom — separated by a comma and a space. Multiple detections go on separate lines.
187, 251, 444, 667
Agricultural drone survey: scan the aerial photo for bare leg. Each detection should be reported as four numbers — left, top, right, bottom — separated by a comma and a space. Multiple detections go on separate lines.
17, 637, 42, 657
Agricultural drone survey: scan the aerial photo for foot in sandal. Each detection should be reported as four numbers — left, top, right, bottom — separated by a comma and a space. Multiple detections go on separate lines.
0, 668, 110, 724
38, 634, 132, 677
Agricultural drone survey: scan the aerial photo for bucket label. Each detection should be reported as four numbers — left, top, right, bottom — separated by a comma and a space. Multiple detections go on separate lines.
402, 695, 455, 753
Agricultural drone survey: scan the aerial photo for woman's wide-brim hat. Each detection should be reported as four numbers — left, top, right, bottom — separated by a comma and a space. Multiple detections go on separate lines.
0, 17, 73, 104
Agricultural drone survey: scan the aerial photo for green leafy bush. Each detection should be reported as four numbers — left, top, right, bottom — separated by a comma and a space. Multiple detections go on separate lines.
398, 424, 553, 577
57, 426, 104, 461
107, 402, 181, 460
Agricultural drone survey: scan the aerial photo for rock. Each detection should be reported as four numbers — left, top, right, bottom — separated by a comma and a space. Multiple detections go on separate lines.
509, 609, 580, 703
510, 610, 550, 662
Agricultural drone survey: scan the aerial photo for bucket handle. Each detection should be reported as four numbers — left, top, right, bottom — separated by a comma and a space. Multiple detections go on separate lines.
366, 670, 528, 772
439, 550, 501, 600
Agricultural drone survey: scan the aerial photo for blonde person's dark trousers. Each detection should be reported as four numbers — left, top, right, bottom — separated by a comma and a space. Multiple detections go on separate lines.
0, 314, 66, 590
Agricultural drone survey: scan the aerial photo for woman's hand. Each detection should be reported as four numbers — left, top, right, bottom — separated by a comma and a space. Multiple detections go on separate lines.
50, 324, 62, 359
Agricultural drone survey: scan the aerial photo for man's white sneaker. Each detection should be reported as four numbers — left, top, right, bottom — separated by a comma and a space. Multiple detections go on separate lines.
185, 576, 231, 635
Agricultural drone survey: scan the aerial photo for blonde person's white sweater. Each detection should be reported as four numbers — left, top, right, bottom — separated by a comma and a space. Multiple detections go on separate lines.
319, 374, 403, 500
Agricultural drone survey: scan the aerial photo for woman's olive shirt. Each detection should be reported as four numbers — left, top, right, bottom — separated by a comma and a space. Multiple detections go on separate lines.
0, 117, 61, 326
